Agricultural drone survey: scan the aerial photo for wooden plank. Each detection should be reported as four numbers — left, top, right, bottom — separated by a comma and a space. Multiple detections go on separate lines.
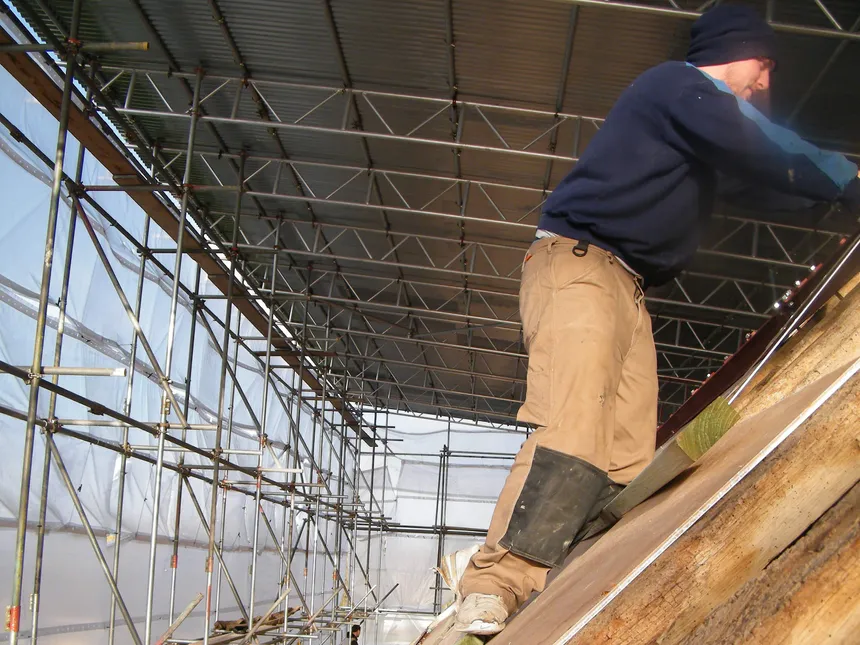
603, 282, 858, 527
155, 592, 204, 645
491, 357, 860, 645
412, 613, 473, 645
599, 440, 691, 522
675, 481, 860, 645
188, 607, 301, 645
189, 623, 281, 645
601, 397, 740, 523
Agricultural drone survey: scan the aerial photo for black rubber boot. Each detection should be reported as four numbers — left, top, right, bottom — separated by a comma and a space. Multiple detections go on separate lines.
499, 446, 608, 567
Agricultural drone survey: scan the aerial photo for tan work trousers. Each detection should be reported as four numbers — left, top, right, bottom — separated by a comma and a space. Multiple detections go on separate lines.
460, 236, 658, 613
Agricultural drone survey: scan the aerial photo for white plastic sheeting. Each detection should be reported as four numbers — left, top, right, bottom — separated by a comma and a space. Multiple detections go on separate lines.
357, 413, 526, 643
0, 66, 323, 549
0, 64, 527, 644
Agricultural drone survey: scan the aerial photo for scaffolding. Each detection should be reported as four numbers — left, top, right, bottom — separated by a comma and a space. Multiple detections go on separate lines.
0, 101, 389, 645
0, 4, 395, 643
1, 0, 859, 644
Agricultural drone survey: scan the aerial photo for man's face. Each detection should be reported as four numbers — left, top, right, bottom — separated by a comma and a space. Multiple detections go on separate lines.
724, 58, 773, 101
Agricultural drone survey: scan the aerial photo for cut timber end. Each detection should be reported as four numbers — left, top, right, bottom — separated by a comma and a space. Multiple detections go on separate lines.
603, 394, 740, 523
676, 397, 740, 461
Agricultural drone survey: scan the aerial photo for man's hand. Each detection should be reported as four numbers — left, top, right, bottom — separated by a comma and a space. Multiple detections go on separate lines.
843, 171, 860, 215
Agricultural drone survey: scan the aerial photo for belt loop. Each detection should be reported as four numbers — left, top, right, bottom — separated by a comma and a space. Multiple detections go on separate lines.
634, 278, 645, 305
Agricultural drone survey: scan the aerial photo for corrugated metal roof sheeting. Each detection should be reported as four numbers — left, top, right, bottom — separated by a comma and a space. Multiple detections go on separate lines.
212, 0, 343, 82
222, 125, 368, 166
762, 0, 859, 151
243, 85, 348, 130
458, 148, 548, 192
456, 105, 566, 151
20, 0, 154, 67
373, 171, 461, 213
563, 7, 681, 117
136, 0, 238, 73
272, 162, 375, 204
331, 0, 450, 94
197, 82, 370, 164
364, 136, 460, 176
774, 0, 858, 28
797, 57, 860, 148
352, 94, 453, 141
453, 0, 572, 109
769, 37, 860, 151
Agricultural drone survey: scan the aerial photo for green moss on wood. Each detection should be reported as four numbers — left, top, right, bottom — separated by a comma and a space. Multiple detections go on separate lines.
455, 637, 486, 645
676, 397, 741, 461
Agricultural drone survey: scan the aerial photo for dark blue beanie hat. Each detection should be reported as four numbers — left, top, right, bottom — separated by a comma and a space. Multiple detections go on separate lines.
686, 5, 777, 67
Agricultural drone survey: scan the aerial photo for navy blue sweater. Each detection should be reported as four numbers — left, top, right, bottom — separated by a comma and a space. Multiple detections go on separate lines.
540, 61, 860, 287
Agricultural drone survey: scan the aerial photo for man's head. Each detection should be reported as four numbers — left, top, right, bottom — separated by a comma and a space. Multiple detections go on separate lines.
686, 5, 776, 100
351, 624, 361, 637
713, 56, 774, 100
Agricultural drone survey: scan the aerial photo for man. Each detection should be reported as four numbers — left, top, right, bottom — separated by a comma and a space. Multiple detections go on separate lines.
349, 624, 361, 644
454, 4, 860, 636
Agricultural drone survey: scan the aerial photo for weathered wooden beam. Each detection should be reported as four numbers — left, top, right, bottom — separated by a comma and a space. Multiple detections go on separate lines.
573, 370, 859, 644
154, 592, 204, 645
676, 481, 860, 644
492, 360, 860, 645
733, 274, 860, 418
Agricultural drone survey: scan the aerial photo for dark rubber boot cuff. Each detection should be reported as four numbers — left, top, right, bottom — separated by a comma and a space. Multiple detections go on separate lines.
573, 481, 627, 545
499, 446, 608, 567
587, 482, 626, 523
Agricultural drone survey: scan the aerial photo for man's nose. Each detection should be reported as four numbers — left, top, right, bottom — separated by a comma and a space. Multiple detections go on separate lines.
756, 69, 770, 91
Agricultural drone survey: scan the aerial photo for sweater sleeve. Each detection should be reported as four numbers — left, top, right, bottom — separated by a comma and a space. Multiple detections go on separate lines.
717, 174, 820, 212
669, 70, 860, 212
